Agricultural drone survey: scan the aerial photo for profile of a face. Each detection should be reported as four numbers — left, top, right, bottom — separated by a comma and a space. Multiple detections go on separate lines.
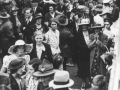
17, 65, 25, 75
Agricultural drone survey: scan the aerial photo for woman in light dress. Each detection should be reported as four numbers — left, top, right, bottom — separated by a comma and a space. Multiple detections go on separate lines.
0, 40, 32, 74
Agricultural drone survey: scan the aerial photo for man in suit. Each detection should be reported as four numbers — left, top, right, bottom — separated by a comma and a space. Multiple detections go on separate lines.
31, 0, 44, 16
22, 8, 34, 43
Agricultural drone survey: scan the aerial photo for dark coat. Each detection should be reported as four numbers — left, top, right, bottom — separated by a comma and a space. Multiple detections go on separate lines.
22, 16, 34, 43
9, 74, 26, 90
59, 27, 73, 57
29, 42, 53, 63
76, 29, 90, 79
10, 15, 23, 40
32, 6, 44, 16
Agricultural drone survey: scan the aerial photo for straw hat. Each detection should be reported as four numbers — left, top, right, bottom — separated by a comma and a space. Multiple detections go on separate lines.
79, 18, 90, 26
8, 40, 32, 54
33, 59, 59, 77
43, 0, 56, 4
103, 0, 111, 4
49, 70, 74, 89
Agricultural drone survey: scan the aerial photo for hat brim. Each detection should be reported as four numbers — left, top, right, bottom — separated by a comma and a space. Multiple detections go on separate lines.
33, 69, 59, 77
49, 79, 74, 89
8, 44, 32, 55
91, 26, 104, 29
43, 0, 56, 4
0, 14, 10, 19
79, 23, 89, 26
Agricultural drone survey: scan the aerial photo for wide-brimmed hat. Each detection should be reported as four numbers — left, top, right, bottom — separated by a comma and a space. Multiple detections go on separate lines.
0, 85, 10, 90
9, 58, 25, 70
79, 18, 90, 26
49, 70, 74, 89
11, 6, 19, 12
33, 59, 59, 77
43, 0, 56, 4
0, 11, 10, 19
91, 24, 104, 29
8, 40, 32, 54
34, 13, 43, 20
55, 15, 68, 26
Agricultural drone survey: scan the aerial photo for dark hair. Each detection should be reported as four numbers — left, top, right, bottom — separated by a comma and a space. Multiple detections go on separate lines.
32, 63, 40, 72
13, 45, 26, 53
105, 54, 113, 66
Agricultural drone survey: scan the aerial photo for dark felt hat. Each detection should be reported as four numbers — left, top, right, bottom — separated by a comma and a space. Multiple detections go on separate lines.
34, 13, 43, 20
9, 58, 25, 70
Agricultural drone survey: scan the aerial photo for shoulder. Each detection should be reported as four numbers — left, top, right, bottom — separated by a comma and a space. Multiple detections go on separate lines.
101, 33, 108, 38
43, 43, 50, 49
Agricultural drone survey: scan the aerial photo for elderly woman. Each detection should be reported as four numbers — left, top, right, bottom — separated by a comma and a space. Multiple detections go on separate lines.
0, 40, 32, 74
88, 24, 108, 79
29, 30, 53, 63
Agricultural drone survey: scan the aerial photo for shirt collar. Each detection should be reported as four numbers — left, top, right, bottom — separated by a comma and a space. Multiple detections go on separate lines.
36, 44, 45, 51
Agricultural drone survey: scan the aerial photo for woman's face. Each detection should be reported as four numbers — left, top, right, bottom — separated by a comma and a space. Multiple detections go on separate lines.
16, 46, 25, 56
51, 21, 57, 30
36, 18, 42, 25
35, 34, 44, 44
12, 11, 18, 16
27, 65, 34, 74
49, 6, 54, 13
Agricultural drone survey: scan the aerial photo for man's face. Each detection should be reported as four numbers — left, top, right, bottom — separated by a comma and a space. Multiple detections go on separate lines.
25, 9, 32, 18
104, 22, 110, 29
49, 6, 54, 13
36, 18, 42, 25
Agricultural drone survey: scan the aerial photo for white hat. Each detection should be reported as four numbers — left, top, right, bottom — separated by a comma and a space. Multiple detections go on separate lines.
8, 40, 32, 54
43, 0, 56, 4
79, 18, 90, 25
49, 71, 74, 89
103, 0, 111, 3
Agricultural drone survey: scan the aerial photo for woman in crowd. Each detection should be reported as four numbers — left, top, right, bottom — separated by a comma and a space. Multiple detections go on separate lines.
29, 30, 53, 63
45, 19, 60, 55
88, 24, 108, 78
10, 6, 23, 40
0, 40, 32, 74
76, 18, 90, 89
29, 13, 49, 43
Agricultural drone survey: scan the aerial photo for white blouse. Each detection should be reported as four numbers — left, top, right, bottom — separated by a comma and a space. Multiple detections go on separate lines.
2, 54, 30, 69
45, 29, 60, 55
36, 45, 45, 59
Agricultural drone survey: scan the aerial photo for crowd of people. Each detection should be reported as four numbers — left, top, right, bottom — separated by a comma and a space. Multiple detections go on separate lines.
0, 0, 120, 90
